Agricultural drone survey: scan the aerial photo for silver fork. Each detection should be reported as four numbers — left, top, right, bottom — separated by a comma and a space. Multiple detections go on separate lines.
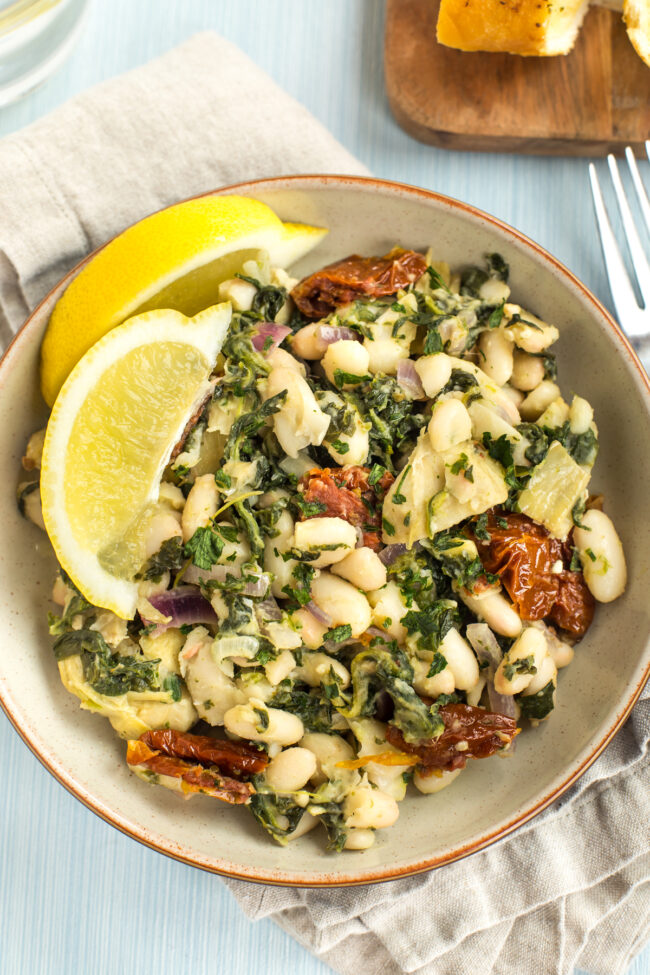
589, 142, 650, 350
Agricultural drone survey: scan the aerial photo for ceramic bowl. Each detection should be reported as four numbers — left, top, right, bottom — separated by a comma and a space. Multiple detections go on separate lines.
1, 175, 649, 886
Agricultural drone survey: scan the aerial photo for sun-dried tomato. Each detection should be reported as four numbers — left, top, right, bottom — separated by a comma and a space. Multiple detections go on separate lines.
139, 728, 268, 776
548, 573, 595, 637
385, 703, 519, 773
291, 247, 428, 319
298, 465, 394, 550
126, 739, 255, 804
471, 510, 594, 638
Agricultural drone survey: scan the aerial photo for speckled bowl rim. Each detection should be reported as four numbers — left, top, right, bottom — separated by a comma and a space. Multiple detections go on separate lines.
1, 173, 649, 887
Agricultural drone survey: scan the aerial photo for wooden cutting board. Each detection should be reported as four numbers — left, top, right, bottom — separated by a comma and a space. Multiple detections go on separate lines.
384, 0, 650, 155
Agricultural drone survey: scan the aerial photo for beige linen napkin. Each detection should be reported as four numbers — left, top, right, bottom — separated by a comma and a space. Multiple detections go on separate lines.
0, 32, 647, 975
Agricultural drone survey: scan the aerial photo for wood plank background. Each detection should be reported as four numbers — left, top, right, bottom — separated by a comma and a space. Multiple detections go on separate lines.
385, 0, 650, 155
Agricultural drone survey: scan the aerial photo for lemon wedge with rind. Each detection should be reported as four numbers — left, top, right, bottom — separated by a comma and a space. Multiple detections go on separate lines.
40, 302, 231, 619
40, 195, 327, 406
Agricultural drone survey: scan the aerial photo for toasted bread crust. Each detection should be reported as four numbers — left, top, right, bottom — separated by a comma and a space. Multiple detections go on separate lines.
624, 0, 650, 65
436, 0, 593, 56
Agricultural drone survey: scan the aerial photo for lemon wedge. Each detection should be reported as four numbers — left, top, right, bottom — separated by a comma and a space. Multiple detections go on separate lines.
40, 303, 231, 619
40, 195, 327, 406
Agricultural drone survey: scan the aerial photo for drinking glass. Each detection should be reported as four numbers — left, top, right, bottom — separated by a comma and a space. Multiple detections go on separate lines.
0, 0, 90, 107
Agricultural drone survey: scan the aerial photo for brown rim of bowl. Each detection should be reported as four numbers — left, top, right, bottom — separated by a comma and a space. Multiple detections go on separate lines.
1, 173, 649, 887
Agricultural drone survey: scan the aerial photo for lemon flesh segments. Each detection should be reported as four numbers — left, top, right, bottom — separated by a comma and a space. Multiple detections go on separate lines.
40, 305, 230, 618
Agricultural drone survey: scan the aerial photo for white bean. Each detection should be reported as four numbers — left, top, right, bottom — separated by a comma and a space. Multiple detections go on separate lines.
332, 547, 387, 591
532, 621, 574, 669
412, 656, 455, 697
266, 347, 306, 376
574, 510, 627, 603
217, 277, 257, 311
505, 304, 559, 353
456, 587, 522, 638
536, 396, 569, 429
144, 509, 182, 560
413, 767, 462, 795
22, 428, 46, 471
300, 732, 355, 784
322, 340, 370, 388
439, 628, 479, 690
293, 517, 357, 567
264, 747, 317, 793
292, 607, 329, 650
428, 399, 472, 452
295, 652, 350, 689
181, 473, 218, 542
344, 829, 376, 850
466, 674, 487, 707
501, 385, 525, 408
343, 787, 399, 830
414, 353, 453, 398
367, 581, 411, 642
21, 485, 45, 530
223, 701, 304, 745
494, 627, 548, 695
569, 395, 594, 435
326, 415, 369, 467
510, 350, 545, 391
479, 329, 514, 386
158, 482, 185, 510
521, 652, 557, 697
548, 636, 574, 669
285, 812, 320, 841
264, 510, 298, 599
265, 367, 330, 457
478, 278, 511, 304
364, 337, 408, 375
519, 380, 561, 421
264, 650, 297, 686
291, 323, 328, 360
310, 572, 372, 638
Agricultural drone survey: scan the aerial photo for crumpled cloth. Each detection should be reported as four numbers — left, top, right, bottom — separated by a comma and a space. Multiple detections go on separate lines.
0, 31, 647, 975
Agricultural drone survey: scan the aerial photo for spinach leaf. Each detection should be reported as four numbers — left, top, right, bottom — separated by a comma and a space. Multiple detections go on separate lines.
270, 682, 338, 734
518, 680, 555, 720
53, 629, 164, 697
235, 273, 287, 320
402, 601, 459, 654
138, 536, 185, 581
185, 523, 239, 570
249, 788, 304, 846
48, 592, 91, 636
317, 802, 348, 852
342, 648, 447, 743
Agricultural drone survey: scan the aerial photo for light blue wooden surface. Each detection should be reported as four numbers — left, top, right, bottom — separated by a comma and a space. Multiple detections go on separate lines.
0, 2, 647, 974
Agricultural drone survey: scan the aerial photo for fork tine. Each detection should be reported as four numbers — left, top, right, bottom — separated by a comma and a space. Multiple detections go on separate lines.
607, 154, 650, 309
589, 163, 641, 325
625, 147, 650, 237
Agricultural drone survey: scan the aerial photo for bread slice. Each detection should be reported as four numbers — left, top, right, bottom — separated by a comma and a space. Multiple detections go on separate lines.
436, 0, 591, 56
623, 0, 650, 65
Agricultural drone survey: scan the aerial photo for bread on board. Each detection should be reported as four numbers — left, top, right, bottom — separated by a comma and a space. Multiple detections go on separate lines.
436, 0, 650, 65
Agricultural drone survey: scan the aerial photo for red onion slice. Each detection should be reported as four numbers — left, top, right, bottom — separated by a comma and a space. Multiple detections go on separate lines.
146, 586, 217, 633
184, 563, 269, 598
378, 543, 408, 566
397, 359, 426, 400
306, 600, 333, 628
487, 683, 517, 720
317, 325, 359, 346
256, 597, 283, 622
252, 323, 291, 356
466, 623, 502, 675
